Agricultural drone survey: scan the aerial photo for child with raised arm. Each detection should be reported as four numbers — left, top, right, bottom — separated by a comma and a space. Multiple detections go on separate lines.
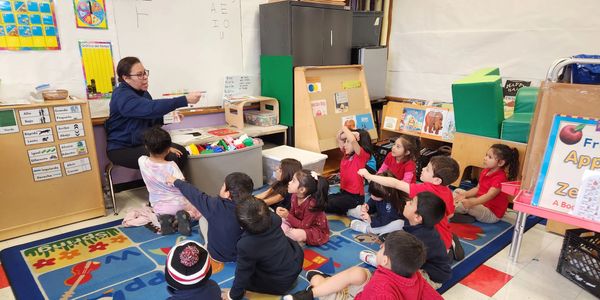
138, 127, 199, 236
276, 170, 330, 246
227, 197, 304, 300
284, 230, 443, 300
167, 172, 253, 262
256, 158, 302, 210
454, 144, 519, 223
358, 156, 462, 257
327, 126, 374, 215
378, 135, 419, 183
349, 171, 407, 235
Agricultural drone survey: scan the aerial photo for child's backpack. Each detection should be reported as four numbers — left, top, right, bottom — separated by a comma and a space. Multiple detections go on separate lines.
416, 145, 452, 179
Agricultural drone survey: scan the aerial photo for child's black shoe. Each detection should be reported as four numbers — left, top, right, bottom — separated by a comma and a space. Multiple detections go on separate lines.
305, 269, 330, 282
283, 288, 314, 300
450, 233, 465, 261
159, 214, 176, 235
176, 210, 192, 236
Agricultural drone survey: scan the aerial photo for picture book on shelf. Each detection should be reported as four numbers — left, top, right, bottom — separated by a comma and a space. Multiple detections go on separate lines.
400, 107, 425, 132
420, 108, 448, 137
532, 114, 600, 214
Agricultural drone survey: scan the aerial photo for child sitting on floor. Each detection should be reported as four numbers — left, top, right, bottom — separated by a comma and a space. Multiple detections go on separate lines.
276, 170, 330, 246
167, 172, 253, 263
360, 192, 452, 289
453, 144, 519, 223
138, 127, 200, 236
284, 230, 443, 300
227, 197, 304, 300
256, 158, 302, 210
348, 171, 407, 235
359, 156, 465, 261
378, 135, 419, 183
164, 240, 221, 299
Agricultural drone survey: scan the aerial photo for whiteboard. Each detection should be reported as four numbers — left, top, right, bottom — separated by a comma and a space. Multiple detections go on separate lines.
113, 0, 244, 107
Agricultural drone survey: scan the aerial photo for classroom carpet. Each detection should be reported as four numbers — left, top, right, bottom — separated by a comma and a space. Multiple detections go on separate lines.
0, 209, 541, 300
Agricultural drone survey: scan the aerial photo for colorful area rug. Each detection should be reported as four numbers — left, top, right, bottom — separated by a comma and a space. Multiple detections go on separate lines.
0, 212, 540, 300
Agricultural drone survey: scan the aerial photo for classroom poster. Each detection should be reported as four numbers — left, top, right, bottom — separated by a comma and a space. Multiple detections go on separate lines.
79, 41, 115, 99
341, 115, 357, 129
356, 113, 374, 130
0, 0, 60, 50
400, 107, 425, 132
532, 115, 600, 213
382, 116, 397, 131
334, 91, 349, 113
73, 0, 107, 29
311, 99, 327, 117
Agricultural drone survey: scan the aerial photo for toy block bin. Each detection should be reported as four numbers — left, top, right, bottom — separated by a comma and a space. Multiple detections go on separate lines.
184, 140, 264, 196
224, 96, 279, 129
262, 146, 328, 184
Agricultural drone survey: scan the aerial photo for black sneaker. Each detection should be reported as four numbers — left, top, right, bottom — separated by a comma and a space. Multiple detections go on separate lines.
450, 213, 476, 223
158, 214, 176, 235
305, 269, 330, 282
283, 288, 314, 300
451, 233, 465, 261
176, 210, 192, 236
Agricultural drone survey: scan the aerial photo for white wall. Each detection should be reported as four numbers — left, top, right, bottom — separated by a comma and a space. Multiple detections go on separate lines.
0, 0, 266, 116
386, 0, 600, 102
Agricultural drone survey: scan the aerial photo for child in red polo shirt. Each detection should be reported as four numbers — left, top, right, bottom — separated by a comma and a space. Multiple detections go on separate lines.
378, 135, 419, 184
453, 144, 519, 223
283, 230, 443, 300
326, 126, 373, 215
358, 156, 462, 259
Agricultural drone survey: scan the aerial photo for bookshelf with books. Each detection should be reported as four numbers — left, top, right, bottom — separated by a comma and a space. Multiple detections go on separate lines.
380, 100, 455, 149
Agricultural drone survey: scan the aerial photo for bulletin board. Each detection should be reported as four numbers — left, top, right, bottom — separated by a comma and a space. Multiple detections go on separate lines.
0, 99, 105, 240
0, 0, 60, 50
294, 65, 378, 153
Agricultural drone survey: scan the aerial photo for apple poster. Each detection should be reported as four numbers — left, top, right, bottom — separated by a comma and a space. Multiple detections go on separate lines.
532, 115, 600, 213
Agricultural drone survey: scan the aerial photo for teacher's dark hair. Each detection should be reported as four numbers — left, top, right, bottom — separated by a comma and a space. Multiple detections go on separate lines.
116, 57, 141, 83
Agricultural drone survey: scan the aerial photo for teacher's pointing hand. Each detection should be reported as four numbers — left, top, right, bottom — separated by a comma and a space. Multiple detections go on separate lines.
186, 91, 203, 104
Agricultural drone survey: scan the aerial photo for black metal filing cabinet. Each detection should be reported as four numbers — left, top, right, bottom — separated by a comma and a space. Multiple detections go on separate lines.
260, 1, 353, 66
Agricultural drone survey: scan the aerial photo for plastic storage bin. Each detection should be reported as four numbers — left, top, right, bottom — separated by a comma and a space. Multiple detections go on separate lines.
244, 110, 278, 127
262, 146, 328, 184
556, 228, 600, 298
184, 140, 264, 196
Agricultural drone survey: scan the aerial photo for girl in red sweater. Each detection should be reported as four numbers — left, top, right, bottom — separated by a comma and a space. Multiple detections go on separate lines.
276, 169, 330, 246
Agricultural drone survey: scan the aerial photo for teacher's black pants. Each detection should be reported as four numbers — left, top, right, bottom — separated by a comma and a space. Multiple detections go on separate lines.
107, 143, 188, 170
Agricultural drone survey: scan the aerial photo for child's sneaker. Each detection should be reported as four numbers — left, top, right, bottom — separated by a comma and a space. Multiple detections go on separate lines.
176, 210, 191, 236
305, 269, 330, 282
158, 214, 176, 235
347, 205, 363, 219
450, 233, 465, 261
359, 250, 377, 267
350, 219, 369, 233
283, 288, 314, 300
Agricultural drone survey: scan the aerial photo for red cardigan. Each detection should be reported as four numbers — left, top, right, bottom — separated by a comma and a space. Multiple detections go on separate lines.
287, 194, 330, 246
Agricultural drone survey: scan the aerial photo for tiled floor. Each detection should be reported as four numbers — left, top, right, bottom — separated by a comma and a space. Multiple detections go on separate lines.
0, 188, 596, 300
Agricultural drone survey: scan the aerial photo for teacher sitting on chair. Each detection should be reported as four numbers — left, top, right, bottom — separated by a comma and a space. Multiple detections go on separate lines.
105, 56, 201, 170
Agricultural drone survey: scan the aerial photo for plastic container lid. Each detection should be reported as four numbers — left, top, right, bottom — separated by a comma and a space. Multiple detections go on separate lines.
262, 146, 328, 165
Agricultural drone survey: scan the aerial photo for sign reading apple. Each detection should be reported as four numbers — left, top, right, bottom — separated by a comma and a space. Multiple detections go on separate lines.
559, 124, 585, 145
